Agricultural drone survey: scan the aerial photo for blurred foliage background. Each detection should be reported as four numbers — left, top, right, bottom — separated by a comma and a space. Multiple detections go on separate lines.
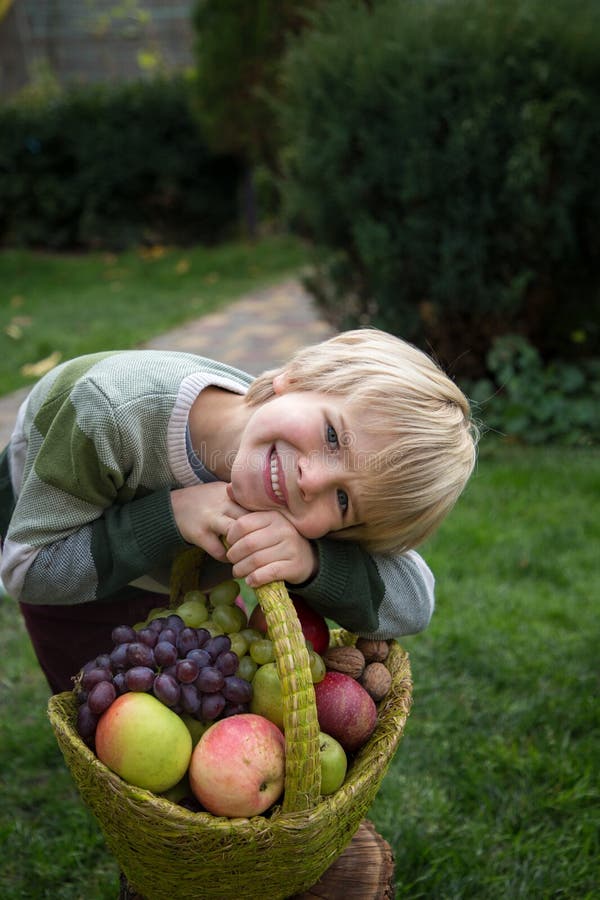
1, 0, 598, 444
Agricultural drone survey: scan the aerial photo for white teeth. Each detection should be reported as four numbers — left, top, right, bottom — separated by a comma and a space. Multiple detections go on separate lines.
270, 453, 284, 500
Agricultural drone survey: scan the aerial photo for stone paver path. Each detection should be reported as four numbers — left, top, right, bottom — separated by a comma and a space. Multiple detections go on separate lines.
0, 279, 334, 448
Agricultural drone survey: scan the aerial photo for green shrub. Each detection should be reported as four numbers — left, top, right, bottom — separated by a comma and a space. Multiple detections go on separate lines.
190, 0, 330, 233
468, 337, 600, 445
0, 76, 243, 249
278, 0, 600, 377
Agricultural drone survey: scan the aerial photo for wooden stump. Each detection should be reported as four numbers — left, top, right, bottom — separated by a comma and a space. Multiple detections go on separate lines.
118, 818, 395, 899
290, 819, 395, 899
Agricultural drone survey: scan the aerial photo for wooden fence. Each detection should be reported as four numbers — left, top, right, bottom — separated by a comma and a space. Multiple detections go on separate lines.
0, 0, 195, 97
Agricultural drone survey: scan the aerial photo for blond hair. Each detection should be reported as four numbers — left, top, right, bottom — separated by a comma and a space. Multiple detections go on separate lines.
246, 328, 479, 554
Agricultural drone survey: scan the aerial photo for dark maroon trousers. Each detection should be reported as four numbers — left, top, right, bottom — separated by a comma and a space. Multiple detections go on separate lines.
19, 591, 166, 695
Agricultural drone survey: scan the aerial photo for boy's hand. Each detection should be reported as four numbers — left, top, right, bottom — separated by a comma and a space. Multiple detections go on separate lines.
224, 509, 319, 588
170, 482, 248, 562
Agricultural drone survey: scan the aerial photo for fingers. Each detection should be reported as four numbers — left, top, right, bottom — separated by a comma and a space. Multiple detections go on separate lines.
225, 511, 316, 587
226, 512, 272, 553
242, 562, 288, 589
170, 482, 248, 559
228, 537, 293, 587
201, 530, 231, 562
227, 532, 284, 575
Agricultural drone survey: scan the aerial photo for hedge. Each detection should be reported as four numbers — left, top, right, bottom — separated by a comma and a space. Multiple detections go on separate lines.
278, 0, 600, 377
0, 76, 243, 250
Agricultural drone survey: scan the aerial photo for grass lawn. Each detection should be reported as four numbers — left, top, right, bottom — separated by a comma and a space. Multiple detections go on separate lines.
1, 440, 598, 898
0, 234, 308, 396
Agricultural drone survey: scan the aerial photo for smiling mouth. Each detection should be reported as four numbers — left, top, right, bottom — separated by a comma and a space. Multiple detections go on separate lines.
269, 449, 285, 503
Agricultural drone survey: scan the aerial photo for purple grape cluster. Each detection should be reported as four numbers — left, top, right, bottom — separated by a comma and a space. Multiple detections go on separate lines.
74, 614, 253, 745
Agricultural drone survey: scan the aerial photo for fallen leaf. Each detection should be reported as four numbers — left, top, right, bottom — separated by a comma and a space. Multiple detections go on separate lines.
138, 245, 167, 261
20, 351, 62, 378
175, 258, 190, 275
4, 314, 32, 339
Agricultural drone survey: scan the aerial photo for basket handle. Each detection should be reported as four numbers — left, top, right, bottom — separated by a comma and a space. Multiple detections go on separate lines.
254, 579, 322, 813
170, 548, 322, 813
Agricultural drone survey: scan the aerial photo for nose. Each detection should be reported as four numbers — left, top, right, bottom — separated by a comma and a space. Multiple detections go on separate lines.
297, 455, 333, 500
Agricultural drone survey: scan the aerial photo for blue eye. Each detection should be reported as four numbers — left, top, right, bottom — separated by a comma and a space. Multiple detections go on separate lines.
337, 489, 349, 512
326, 423, 339, 448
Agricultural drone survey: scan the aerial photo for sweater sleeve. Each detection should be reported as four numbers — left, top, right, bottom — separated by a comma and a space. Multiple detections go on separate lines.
0, 377, 187, 605
2, 487, 185, 605
293, 538, 435, 639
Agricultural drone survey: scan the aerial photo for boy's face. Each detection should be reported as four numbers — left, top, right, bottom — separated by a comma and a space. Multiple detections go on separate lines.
230, 379, 381, 540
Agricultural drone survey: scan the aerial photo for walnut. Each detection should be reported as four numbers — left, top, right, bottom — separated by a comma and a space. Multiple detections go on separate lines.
360, 662, 393, 702
355, 638, 390, 663
322, 646, 366, 680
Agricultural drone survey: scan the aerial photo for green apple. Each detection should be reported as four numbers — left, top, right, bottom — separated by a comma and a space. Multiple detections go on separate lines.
318, 731, 347, 795
249, 662, 283, 730
95, 693, 192, 793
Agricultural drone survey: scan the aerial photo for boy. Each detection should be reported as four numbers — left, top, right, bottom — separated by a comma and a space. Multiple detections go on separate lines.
0, 328, 478, 693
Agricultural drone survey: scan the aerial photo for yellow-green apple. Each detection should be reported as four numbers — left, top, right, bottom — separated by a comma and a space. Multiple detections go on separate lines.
189, 713, 285, 817
318, 731, 347, 795
248, 595, 330, 655
95, 692, 192, 792
249, 662, 283, 730
314, 671, 377, 753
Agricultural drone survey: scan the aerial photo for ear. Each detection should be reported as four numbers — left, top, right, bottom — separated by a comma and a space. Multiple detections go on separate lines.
272, 372, 289, 395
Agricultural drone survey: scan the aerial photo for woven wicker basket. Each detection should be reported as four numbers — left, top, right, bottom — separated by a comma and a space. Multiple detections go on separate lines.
48, 551, 412, 900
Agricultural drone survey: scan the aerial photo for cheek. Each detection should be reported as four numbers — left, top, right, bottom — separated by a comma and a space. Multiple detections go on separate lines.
290, 508, 335, 541
231, 459, 258, 495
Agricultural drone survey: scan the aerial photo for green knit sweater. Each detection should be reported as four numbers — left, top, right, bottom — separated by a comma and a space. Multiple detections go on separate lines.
0, 350, 435, 639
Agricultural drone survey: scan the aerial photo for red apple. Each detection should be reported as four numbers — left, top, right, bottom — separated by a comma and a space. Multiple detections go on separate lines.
314, 671, 377, 753
248, 594, 330, 655
95, 692, 192, 792
189, 713, 285, 817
